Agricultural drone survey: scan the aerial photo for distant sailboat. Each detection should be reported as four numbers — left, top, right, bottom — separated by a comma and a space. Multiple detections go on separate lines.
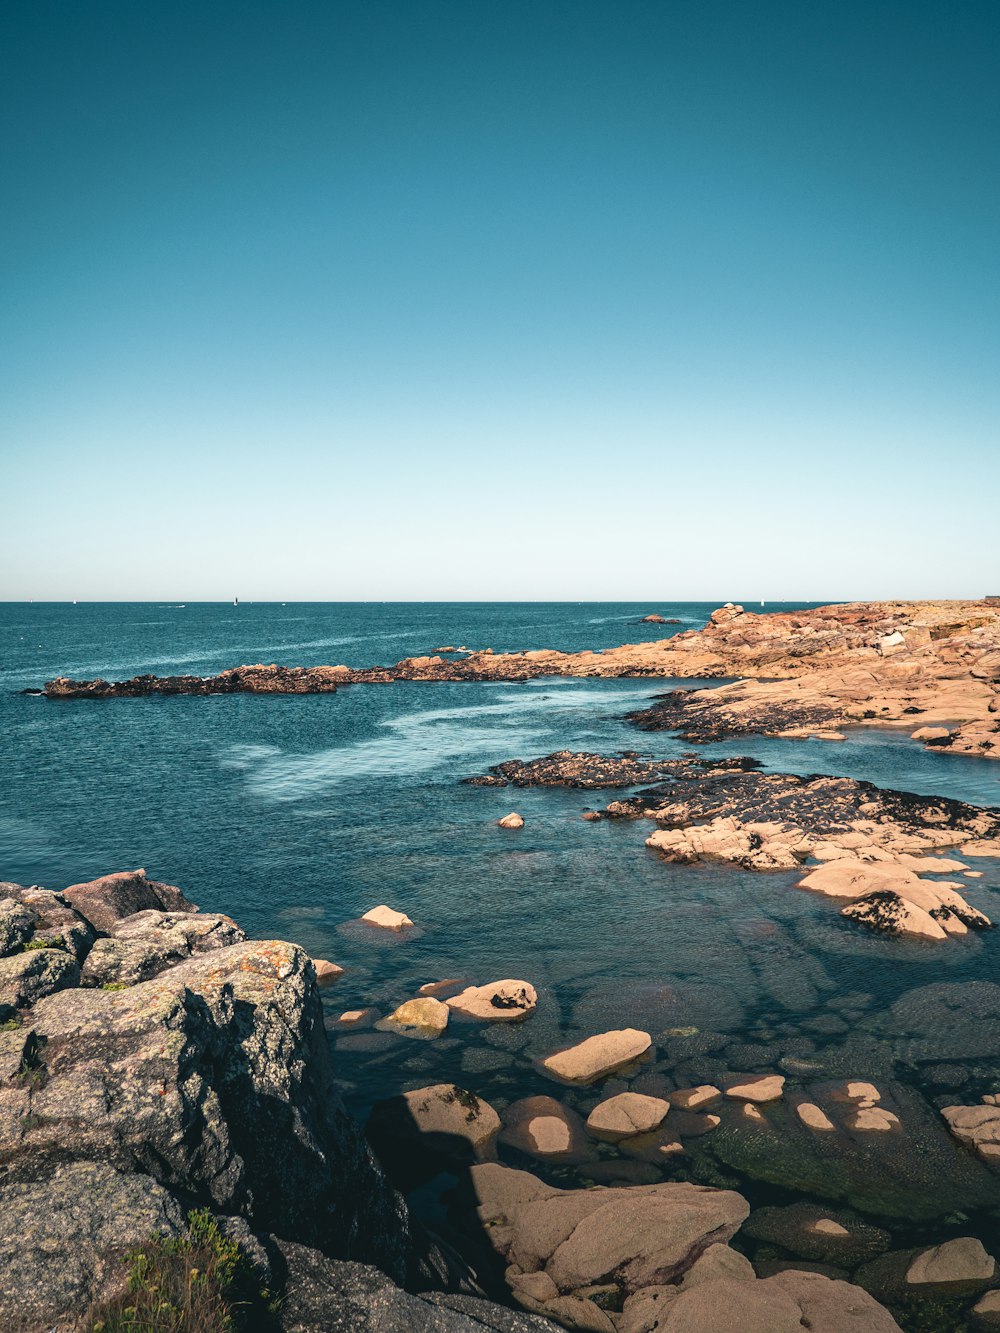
760, 599, 765, 607
233, 596, 239, 607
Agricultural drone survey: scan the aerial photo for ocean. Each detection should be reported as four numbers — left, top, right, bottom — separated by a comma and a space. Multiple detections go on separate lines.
3, 600, 999, 1239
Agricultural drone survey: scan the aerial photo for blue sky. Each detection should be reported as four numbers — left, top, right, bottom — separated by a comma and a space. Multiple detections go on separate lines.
2, 1, 998, 600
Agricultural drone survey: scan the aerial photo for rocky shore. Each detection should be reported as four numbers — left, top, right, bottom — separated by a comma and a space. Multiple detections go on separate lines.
38, 600, 1000, 763
7, 869, 1000, 1330
466, 751, 999, 942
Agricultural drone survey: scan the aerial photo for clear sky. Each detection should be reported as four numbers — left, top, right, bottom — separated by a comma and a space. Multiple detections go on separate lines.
2, 1, 998, 601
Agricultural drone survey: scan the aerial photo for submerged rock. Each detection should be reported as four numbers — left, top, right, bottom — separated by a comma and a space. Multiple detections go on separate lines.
542, 1029, 653, 1084
376, 996, 450, 1040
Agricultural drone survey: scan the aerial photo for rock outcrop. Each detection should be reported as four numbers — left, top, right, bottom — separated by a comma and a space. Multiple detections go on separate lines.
40, 600, 1000, 764
0, 873, 559, 1331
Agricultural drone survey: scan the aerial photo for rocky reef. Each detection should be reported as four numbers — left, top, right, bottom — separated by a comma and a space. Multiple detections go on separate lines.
477, 753, 1000, 942
38, 601, 1000, 764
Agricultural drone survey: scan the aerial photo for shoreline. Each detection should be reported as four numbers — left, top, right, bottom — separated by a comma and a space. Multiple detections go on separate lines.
36, 598, 1000, 762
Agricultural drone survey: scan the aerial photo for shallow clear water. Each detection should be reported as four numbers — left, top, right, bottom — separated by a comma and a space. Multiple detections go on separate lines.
2, 601, 999, 1241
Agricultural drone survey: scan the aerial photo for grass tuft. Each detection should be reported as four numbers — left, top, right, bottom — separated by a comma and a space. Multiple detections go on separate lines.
86, 1209, 277, 1332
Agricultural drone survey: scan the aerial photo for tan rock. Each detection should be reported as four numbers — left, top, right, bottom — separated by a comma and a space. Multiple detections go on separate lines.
620, 1285, 679, 1333
586, 1092, 670, 1141
312, 958, 344, 986
907, 1237, 996, 1286
725, 1074, 785, 1103
375, 996, 449, 1040
498, 812, 525, 829
668, 1085, 721, 1111
370, 1083, 501, 1160
500, 1095, 593, 1163
911, 726, 952, 741
848, 1106, 900, 1132
941, 1102, 1000, 1161
360, 904, 413, 930
972, 1290, 1000, 1329
418, 977, 466, 997
658, 1270, 903, 1331
796, 1103, 835, 1132
542, 1028, 652, 1085
446, 979, 537, 1022
330, 1006, 379, 1029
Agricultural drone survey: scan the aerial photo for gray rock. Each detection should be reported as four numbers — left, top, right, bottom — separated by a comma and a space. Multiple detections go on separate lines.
276, 1241, 558, 1331
0, 1161, 186, 1327
0, 881, 96, 961
0, 898, 35, 957
0, 946, 79, 1013
4, 938, 409, 1277
81, 908, 246, 987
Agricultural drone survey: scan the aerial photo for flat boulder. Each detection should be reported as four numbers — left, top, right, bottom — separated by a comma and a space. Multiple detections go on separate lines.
586, 1093, 670, 1142
471, 1162, 748, 1302
658, 1271, 902, 1331
724, 1074, 785, 1103
369, 1083, 501, 1162
542, 1029, 652, 1084
498, 813, 525, 829
447, 979, 537, 1022
941, 1101, 1000, 1161
668, 1085, 721, 1111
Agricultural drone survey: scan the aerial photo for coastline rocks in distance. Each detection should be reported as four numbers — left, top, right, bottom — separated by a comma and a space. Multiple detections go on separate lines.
446, 979, 538, 1022
498, 812, 525, 829
368, 1084, 501, 1163
360, 904, 414, 930
542, 1028, 653, 1084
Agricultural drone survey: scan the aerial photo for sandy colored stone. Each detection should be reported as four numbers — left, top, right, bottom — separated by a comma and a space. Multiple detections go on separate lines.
500, 1096, 593, 1163
907, 1237, 996, 1286
498, 812, 525, 829
369, 1083, 501, 1161
668, 1085, 721, 1111
725, 1074, 785, 1103
848, 1106, 900, 1132
942, 1102, 1000, 1160
796, 1103, 835, 1131
331, 1007, 379, 1029
360, 904, 413, 930
312, 958, 343, 986
375, 996, 449, 1040
542, 1029, 652, 1084
659, 1271, 902, 1331
447, 979, 537, 1022
586, 1092, 670, 1142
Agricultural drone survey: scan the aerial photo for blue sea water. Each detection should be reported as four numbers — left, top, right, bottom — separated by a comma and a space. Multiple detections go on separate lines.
2, 601, 999, 1235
